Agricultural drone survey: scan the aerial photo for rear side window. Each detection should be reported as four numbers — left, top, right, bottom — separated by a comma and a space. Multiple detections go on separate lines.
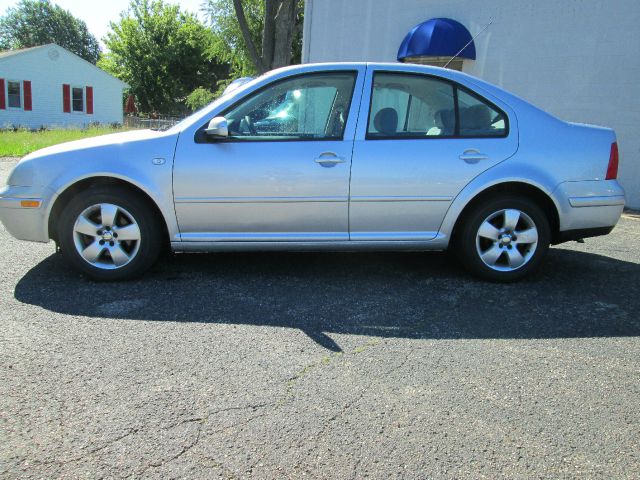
367, 73, 455, 138
458, 88, 506, 137
367, 72, 508, 139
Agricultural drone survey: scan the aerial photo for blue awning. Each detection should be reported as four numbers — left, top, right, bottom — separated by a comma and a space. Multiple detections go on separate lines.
397, 18, 476, 62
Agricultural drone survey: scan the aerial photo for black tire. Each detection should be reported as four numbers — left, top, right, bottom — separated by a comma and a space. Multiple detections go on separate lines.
57, 186, 163, 281
455, 196, 551, 282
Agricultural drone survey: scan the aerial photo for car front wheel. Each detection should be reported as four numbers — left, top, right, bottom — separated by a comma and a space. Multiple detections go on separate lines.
456, 196, 551, 282
57, 186, 162, 281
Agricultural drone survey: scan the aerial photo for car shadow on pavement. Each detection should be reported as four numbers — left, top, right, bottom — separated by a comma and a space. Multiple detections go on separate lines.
13, 248, 640, 351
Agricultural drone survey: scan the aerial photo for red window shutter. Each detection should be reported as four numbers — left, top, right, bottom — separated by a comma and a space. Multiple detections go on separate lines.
86, 86, 93, 114
0, 79, 5, 110
62, 84, 71, 113
23, 80, 32, 111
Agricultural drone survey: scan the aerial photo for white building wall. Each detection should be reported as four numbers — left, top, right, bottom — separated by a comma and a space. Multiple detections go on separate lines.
303, 0, 640, 208
0, 45, 126, 129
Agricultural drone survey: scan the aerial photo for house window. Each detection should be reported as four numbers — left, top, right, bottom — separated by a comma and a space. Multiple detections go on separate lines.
72, 87, 84, 112
7, 81, 21, 108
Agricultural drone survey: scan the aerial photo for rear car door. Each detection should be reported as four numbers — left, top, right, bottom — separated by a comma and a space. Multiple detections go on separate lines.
349, 68, 518, 241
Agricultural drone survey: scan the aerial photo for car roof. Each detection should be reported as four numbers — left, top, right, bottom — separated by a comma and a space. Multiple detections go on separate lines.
268, 61, 480, 88
286, 62, 538, 116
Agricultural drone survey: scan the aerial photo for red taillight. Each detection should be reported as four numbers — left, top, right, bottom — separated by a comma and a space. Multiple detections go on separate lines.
606, 142, 619, 180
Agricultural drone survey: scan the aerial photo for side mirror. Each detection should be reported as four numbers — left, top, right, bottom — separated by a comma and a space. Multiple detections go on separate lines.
205, 116, 228, 138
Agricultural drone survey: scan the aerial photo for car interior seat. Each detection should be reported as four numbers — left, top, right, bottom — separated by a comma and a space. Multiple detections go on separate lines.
373, 107, 399, 135
460, 104, 492, 135
427, 109, 456, 136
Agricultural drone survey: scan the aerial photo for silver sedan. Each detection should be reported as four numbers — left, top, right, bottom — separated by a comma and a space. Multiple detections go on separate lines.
0, 63, 625, 281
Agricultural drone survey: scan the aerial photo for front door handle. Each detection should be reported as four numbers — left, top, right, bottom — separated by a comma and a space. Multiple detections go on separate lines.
314, 152, 345, 167
459, 149, 489, 163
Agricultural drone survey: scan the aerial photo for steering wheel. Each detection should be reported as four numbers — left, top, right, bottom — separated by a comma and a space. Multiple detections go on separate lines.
244, 115, 257, 135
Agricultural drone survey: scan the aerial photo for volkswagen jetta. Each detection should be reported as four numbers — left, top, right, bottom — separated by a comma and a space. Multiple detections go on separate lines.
0, 63, 625, 281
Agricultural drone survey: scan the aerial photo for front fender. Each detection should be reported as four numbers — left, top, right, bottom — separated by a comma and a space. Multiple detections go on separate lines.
47, 168, 180, 242
40, 131, 181, 241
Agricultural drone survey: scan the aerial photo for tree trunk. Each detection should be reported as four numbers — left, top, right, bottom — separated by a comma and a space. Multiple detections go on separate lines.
261, 0, 277, 70
232, 0, 266, 73
271, 0, 296, 69
233, 0, 298, 74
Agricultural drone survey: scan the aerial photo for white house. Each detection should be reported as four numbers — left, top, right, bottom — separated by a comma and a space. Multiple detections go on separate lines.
0, 43, 127, 129
302, 0, 640, 208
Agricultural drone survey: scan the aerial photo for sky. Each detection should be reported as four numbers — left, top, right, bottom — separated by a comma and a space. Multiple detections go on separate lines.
0, 0, 208, 47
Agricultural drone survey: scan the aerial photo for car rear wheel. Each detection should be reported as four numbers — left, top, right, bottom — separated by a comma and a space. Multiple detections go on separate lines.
57, 186, 162, 280
455, 196, 550, 282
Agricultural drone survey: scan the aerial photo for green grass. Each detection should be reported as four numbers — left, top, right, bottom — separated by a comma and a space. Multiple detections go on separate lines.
0, 127, 132, 157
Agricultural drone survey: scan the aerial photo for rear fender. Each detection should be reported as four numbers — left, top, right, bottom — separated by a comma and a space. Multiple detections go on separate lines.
439, 161, 561, 242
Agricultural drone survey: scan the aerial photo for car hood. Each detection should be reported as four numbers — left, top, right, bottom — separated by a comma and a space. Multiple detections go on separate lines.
22, 129, 169, 161
10, 129, 180, 189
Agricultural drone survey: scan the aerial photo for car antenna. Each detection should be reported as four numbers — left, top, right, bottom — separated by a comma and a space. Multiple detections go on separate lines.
443, 18, 494, 69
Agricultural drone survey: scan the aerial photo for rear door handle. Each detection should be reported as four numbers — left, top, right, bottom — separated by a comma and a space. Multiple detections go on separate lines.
314, 152, 345, 167
459, 149, 489, 163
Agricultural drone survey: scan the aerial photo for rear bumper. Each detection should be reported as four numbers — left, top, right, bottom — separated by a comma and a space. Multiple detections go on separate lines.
568, 195, 625, 208
554, 226, 614, 244
554, 180, 625, 234
0, 185, 51, 242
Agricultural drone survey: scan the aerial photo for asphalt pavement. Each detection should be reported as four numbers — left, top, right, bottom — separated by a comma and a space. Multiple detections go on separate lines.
1, 157, 639, 479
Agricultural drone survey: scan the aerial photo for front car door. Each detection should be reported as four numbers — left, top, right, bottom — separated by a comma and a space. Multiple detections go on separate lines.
349, 66, 518, 241
173, 67, 364, 242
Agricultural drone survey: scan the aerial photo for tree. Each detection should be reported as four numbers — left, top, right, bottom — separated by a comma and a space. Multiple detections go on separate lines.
0, 0, 101, 64
186, 87, 216, 111
99, 0, 229, 115
203, 0, 303, 76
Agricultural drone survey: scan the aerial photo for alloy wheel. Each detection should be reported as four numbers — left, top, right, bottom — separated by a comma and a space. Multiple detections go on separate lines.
475, 208, 539, 272
72, 203, 141, 270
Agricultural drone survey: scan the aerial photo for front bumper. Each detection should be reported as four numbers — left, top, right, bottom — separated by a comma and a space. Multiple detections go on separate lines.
0, 185, 51, 242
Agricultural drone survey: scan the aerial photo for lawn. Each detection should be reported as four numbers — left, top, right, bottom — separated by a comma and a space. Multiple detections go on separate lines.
0, 127, 132, 157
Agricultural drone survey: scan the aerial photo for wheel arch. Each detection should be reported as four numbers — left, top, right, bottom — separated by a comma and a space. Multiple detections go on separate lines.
448, 181, 561, 245
48, 176, 170, 247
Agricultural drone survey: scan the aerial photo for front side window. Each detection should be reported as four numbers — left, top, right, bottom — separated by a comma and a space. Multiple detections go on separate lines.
222, 72, 357, 141
7, 81, 21, 108
72, 87, 84, 112
367, 72, 508, 139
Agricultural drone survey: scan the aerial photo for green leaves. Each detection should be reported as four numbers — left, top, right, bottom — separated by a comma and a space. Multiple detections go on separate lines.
99, 0, 229, 115
186, 87, 216, 111
204, 0, 264, 77
0, 0, 101, 64
203, 0, 304, 76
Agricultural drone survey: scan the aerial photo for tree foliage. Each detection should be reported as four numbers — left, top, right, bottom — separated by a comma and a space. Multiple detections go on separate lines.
99, 0, 229, 115
186, 87, 216, 111
203, 0, 303, 76
0, 0, 101, 64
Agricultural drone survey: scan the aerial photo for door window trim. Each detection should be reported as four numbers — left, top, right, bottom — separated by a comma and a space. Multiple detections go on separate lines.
364, 71, 509, 141
195, 70, 359, 144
